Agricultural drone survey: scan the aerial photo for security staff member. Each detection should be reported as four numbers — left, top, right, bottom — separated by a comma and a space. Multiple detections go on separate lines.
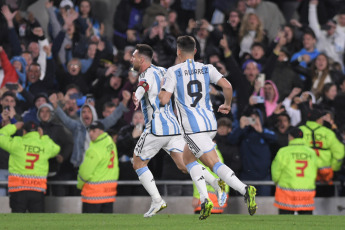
299, 109, 344, 185
77, 121, 119, 213
0, 121, 60, 213
272, 127, 318, 214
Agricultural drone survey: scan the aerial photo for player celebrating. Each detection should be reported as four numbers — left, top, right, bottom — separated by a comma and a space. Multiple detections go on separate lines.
159, 35, 257, 220
131, 44, 226, 218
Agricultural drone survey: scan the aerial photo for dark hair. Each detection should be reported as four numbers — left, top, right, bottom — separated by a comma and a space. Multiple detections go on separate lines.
23, 121, 39, 132
322, 82, 336, 95
277, 112, 291, 123
79, 0, 92, 17
303, 27, 316, 39
65, 84, 81, 93
1, 91, 16, 100
135, 44, 153, 60
177, 35, 196, 53
250, 42, 266, 51
103, 101, 116, 111
29, 62, 41, 70
217, 117, 232, 128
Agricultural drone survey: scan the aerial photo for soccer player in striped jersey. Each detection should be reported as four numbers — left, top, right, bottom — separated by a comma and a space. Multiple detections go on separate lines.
159, 35, 257, 220
131, 44, 226, 218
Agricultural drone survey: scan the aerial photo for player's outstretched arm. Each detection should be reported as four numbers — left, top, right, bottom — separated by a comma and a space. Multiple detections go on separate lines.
217, 78, 233, 114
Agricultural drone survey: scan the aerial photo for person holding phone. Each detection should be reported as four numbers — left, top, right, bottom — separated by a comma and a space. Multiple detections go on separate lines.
250, 80, 280, 117
228, 107, 277, 196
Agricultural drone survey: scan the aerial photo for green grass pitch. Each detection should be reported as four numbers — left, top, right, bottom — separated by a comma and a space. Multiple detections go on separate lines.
0, 214, 344, 230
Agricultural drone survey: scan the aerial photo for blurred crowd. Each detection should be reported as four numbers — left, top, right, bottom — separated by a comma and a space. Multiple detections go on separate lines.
0, 0, 345, 197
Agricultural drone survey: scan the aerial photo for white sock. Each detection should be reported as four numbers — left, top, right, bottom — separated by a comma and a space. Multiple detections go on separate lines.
186, 161, 208, 201
201, 165, 219, 190
136, 166, 161, 203
213, 162, 246, 195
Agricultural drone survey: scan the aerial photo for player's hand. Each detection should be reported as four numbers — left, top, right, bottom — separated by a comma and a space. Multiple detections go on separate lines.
132, 92, 140, 110
218, 104, 231, 114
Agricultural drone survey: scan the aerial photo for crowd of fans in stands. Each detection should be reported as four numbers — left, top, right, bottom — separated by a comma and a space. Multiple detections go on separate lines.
1, 0, 345, 197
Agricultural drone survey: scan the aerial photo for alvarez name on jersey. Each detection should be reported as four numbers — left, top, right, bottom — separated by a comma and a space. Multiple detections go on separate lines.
162, 59, 223, 134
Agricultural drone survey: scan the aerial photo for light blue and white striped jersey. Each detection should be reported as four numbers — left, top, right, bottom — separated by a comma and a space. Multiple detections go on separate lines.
162, 59, 223, 134
139, 65, 181, 136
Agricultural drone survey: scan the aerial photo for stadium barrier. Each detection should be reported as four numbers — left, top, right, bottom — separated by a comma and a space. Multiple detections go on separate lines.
0, 180, 344, 215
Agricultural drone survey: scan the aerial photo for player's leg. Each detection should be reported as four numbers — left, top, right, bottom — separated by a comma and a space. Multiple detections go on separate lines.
133, 133, 167, 217
199, 149, 257, 215
169, 150, 225, 206
191, 132, 257, 215
182, 143, 213, 220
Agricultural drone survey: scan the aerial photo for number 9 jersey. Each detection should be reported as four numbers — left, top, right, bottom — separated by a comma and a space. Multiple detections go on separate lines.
162, 59, 223, 134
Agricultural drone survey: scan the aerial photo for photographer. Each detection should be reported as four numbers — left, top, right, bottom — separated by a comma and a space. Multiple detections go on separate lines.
228, 107, 277, 196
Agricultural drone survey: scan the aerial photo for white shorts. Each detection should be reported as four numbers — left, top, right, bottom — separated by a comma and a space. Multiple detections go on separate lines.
183, 131, 216, 158
134, 131, 185, 160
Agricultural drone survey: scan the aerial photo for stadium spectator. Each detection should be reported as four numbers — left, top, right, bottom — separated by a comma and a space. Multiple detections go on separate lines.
116, 110, 146, 196
317, 83, 337, 113
142, 0, 168, 30
308, 0, 345, 69
238, 13, 268, 58
113, 0, 147, 51
24, 42, 56, 96
0, 121, 60, 213
48, 91, 130, 167
268, 46, 303, 101
282, 87, 303, 126
77, 121, 119, 213
268, 112, 292, 161
22, 92, 48, 124
214, 117, 241, 177
290, 29, 320, 83
334, 77, 345, 127
245, 0, 286, 41
76, 0, 104, 38
228, 107, 277, 196
0, 47, 20, 88
186, 18, 223, 62
37, 103, 74, 196
221, 9, 241, 61
272, 127, 318, 215
250, 80, 280, 118
142, 13, 176, 68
